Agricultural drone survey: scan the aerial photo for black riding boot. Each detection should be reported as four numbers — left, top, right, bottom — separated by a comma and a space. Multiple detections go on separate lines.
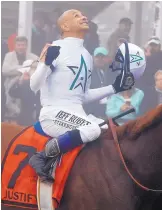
29, 130, 83, 182
29, 138, 60, 182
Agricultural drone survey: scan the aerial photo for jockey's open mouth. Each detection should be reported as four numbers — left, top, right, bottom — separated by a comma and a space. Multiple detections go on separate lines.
81, 20, 89, 26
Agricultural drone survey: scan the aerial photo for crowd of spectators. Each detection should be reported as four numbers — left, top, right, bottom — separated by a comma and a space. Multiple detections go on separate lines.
1, 9, 162, 126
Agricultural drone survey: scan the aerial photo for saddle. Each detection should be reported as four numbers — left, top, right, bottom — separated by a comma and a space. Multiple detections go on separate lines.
1, 122, 82, 210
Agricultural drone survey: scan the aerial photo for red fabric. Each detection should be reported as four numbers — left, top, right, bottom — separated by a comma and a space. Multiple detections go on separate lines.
8, 33, 17, 52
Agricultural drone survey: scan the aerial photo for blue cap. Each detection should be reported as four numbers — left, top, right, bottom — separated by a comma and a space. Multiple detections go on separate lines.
93, 47, 108, 56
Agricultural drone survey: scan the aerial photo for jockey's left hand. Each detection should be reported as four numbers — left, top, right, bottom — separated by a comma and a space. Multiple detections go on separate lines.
112, 71, 135, 93
45, 46, 61, 66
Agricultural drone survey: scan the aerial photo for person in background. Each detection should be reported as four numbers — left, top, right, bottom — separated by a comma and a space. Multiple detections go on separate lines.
137, 37, 162, 113
1, 39, 9, 122
84, 20, 100, 55
3, 36, 38, 71
154, 70, 162, 104
147, 36, 162, 56
105, 88, 144, 125
92, 47, 114, 86
31, 10, 47, 56
143, 36, 162, 58
2, 36, 38, 122
107, 17, 133, 59
1, 39, 9, 62
9, 69, 41, 126
84, 47, 112, 119
144, 43, 152, 57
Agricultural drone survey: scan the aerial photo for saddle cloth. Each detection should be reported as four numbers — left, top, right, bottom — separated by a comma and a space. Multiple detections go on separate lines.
1, 125, 82, 209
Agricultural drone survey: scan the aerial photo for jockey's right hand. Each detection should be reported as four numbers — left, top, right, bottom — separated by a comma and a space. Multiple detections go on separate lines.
112, 71, 134, 93
45, 46, 61, 66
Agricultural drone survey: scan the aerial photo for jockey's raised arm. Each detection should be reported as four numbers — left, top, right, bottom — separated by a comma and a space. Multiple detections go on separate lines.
29, 9, 146, 182
30, 44, 60, 93
30, 62, 52, 93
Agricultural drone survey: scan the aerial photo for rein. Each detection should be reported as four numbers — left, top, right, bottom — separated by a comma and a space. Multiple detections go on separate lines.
108, 118, 162, 192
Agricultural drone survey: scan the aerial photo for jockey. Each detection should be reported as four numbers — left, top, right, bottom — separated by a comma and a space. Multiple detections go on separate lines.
29, 10, 146, 181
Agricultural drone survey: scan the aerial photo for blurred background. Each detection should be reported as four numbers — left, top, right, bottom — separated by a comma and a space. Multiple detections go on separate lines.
1, 1, 162, 126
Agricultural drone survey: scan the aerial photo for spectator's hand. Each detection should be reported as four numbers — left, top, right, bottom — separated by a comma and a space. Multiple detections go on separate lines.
126, 101, 131, 106
19, 72, 30, 84
120, 103, 131, 112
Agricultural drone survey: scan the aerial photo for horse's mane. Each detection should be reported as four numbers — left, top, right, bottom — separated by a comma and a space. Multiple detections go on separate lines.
117, 104, 162, 140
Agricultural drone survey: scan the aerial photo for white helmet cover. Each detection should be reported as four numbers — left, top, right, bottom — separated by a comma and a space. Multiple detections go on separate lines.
110, 42, 146, 80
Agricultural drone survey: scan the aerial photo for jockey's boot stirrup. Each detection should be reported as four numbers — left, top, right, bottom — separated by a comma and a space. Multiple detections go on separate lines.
45, 138, 60, 157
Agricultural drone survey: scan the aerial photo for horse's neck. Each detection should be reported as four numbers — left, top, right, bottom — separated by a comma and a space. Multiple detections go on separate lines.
119, 122, 162, 189
74, 129, 137, 208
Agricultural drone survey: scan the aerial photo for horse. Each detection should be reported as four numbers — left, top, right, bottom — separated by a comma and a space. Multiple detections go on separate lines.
1, 105, 162, 210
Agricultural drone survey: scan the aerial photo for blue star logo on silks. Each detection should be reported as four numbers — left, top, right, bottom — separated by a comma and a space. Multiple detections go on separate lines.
68, 55, 92, 92
130, 51, 143, 66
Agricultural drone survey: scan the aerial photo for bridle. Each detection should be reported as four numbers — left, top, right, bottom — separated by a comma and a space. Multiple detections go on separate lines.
108, 117, 162, 192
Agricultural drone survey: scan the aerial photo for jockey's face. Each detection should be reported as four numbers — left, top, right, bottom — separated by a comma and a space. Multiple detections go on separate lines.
15, 41, 27, 54
61, 10, 89, 34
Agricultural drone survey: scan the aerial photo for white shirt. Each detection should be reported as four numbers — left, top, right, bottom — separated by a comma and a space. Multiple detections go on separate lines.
30, 37, 114, 117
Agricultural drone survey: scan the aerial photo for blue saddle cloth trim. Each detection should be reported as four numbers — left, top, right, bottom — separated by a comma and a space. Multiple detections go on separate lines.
34, 121, 49, 137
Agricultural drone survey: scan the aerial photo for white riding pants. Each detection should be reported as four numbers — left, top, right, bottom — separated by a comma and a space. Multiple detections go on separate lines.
39, 106, 107, 143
